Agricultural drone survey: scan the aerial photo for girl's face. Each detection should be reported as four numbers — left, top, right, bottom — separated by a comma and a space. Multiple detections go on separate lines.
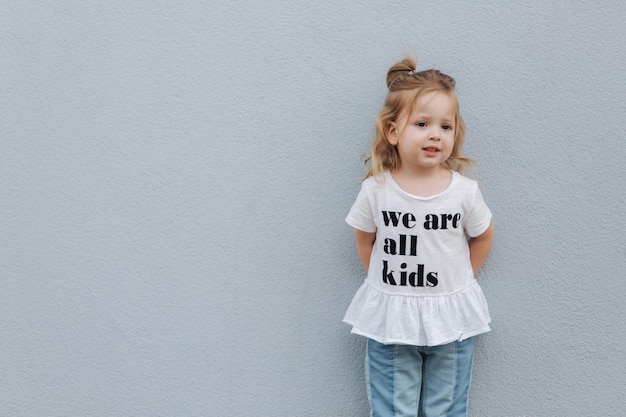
388, 91, 456, 174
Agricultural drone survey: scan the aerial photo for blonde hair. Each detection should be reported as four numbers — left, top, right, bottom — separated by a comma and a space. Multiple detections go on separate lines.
365, 57, 473, 178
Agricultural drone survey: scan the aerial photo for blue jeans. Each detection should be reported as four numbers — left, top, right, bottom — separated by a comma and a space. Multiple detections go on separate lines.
366, 337, 475, 417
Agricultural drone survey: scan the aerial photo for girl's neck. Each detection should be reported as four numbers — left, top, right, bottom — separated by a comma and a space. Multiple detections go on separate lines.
391, 164, 452, 197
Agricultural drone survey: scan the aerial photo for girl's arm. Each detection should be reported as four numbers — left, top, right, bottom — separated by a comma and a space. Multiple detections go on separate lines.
354, 229, 376, 271
469, 220, 494, 275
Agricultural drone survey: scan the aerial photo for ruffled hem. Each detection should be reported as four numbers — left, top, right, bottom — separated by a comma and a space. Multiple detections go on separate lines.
343, 280, 491, 346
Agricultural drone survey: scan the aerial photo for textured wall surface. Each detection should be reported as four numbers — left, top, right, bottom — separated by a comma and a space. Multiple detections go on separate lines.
2, 1, 625, 416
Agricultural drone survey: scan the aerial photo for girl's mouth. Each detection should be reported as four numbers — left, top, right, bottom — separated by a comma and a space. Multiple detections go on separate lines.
423, 147, 440, 157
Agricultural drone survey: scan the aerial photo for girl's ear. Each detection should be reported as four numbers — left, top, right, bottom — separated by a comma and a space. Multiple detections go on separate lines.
386, 122, 399, 145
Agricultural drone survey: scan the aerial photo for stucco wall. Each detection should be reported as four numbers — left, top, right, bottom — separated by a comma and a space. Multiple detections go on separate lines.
2, 1, 625, 416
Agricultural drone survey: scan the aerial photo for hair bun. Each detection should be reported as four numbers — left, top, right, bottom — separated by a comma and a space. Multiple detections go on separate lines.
386, 57, 418, 89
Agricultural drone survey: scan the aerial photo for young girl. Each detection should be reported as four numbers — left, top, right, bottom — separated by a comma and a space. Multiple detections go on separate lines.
344, 57, 494, 417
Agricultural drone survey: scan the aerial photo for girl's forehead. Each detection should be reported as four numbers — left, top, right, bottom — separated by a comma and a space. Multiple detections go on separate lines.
415, 90, 453, 107
408, 91, 456, 116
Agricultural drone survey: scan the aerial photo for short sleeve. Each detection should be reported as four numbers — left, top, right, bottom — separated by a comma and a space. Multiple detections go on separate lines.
345, 182, 377, 233
464, 185, 492, 238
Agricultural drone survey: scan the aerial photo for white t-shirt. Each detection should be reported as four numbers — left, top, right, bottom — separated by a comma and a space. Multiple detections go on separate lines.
344, 171, 492, 346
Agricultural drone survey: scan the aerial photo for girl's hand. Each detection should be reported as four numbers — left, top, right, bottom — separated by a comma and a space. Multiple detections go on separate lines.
468, 220, 494, 275
354, 229, 376, 271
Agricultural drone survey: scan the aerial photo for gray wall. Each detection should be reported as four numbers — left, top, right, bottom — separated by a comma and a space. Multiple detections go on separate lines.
2, 1, 625, 416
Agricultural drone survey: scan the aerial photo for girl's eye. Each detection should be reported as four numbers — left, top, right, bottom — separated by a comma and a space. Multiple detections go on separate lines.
416, 122, 427, 127
442, 124, 453, 130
